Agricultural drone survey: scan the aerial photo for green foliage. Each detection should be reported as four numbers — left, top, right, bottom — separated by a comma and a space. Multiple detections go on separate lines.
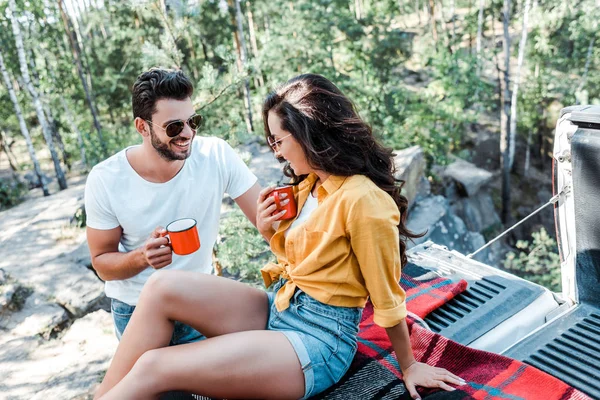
214, 209, 274, 286
0, 0, 598, 199
502, 227, 561, 291
0, 177, 27, 210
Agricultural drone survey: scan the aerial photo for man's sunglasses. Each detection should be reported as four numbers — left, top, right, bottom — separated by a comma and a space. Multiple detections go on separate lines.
145, 114, 203, 138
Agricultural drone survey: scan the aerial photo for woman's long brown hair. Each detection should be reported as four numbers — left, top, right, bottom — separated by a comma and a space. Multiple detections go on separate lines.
263, 74, 423, 265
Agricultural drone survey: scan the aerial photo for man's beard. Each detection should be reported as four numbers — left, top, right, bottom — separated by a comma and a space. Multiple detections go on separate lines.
150, 127, 192, 161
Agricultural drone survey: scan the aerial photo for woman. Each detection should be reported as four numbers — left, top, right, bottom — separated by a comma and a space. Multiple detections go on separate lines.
94, 74, 464, 400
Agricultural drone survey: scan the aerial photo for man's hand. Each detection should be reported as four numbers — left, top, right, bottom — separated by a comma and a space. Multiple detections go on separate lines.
141, 226, 172, 269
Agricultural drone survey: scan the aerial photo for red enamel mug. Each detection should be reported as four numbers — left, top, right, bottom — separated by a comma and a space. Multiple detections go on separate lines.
163, 218, 201, 255
270, 185, 297, 220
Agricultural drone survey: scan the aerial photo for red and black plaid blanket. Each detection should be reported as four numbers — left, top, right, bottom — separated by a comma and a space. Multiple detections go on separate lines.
399, 264, 468, 319
314, 265, 592, 400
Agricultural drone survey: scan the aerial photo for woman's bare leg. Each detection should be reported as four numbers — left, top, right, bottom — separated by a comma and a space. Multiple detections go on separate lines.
99, 330, 305, 400
95, 270, 270, 398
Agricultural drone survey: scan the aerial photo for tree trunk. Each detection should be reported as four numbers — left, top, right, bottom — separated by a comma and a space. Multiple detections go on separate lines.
0, 50, 49, 196
450, 0, 456, 44
246, 1, 264, 88
508, 0, 532, 172
229, 0, 254, 133
67, 0, 96, 94
154, 0, 182, 68
25, 47, 70, 170
8, 0, 67, 191
428, 0, 438, 41
500, 0, 512, 224
525, 62, 540, 177
0, 128, 19, 173
576, 37, 596, 105
58, 0, 106, 157
355, 0, 363, 20
61, 98, 88, 168
476, 0, 485, 55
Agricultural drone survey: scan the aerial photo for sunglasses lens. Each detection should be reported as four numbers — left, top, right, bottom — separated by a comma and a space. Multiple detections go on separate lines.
188, 115, 203, 130
166, 121, 185, 137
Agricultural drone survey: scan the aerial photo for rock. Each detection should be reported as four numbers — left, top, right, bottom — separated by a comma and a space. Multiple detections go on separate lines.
23, 170, 53, 189
0, 310, 117, 400
406, 196, 449, 237
1, 293, 69, 337
407, 195, 491, 258
31, 258, 105, 318
451, 191, 501, 233
54, 272, 106, 317
244, 142, 286, 187
67, 241, 93, 269
0, 268, 8, 284
443, 159, 493, 197
394, 146, 427, 208
0, 283, 17, 310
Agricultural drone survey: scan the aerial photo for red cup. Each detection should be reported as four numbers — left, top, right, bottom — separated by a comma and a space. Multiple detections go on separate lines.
163, 218, 201, 255
270, 185, 297, 220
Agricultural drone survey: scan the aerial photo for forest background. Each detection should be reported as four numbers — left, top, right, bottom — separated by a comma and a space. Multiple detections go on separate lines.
1, 0, 599, 290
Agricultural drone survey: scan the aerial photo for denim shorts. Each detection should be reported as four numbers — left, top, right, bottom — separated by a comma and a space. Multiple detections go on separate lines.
267, 280, 363, 399
111, 298, 206, 345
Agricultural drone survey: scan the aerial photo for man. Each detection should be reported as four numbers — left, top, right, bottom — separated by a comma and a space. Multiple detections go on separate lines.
85, 68, 260, 344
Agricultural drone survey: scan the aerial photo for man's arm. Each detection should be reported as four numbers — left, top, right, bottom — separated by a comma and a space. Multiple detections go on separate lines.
87, 226, 171, 281
233, 181, 261, 228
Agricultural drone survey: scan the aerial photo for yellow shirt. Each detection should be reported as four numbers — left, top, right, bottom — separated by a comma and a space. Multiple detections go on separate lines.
261, 173, 407, 328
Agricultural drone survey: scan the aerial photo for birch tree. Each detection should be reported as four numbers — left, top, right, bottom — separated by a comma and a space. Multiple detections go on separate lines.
476, 0, 485, 55
61, 97, 88, 168
229, 0, 254, 133
58, 0, 106, 157
8, 0, 67, 190
576, 37, 596, 105
508, 0, 533, 171
0, 49, 49, 196
500, 0, 512, 223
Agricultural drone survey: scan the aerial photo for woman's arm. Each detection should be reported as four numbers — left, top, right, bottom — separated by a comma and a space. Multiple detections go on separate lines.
386, 319, 466, 400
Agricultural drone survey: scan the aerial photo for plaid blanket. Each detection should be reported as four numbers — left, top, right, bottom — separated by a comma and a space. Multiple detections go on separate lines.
315, 267, 592, 400
400, 264, 468, 319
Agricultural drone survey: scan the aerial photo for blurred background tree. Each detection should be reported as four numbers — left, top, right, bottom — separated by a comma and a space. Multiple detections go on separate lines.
1, 0, 597, 289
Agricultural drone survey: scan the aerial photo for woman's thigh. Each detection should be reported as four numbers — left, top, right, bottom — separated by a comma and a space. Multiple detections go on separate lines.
142, 270, 270, 337
129, 330, 306, 400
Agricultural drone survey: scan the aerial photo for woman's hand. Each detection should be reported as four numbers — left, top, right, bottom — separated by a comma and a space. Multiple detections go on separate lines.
403, 361, 466, 399
256, 186, 288, 241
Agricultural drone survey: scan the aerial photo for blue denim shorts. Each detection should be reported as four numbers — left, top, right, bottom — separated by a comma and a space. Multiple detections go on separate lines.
267, 280, 363, 399
111, 298, 206, 345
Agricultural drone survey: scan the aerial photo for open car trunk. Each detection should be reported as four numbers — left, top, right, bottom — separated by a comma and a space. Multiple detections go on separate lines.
403, 105, 600, 399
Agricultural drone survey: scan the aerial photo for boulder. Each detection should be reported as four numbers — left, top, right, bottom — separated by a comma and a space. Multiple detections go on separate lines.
443, 159, 493, 197
23, 171, 53, 189
31, 257, 105, 318
244, 142, 286, 187
451, 192, 501, 233
407, 196, 490, 258
393, 146, 429, 208
1, 293, 68, 337
0, 310, 117, 400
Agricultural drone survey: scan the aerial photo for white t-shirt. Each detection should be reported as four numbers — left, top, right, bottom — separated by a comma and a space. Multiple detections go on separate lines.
285, 192, 318, 237
84, 136, 257, 305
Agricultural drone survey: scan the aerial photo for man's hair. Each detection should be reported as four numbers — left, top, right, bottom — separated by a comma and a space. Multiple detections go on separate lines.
132, 68, 194, 121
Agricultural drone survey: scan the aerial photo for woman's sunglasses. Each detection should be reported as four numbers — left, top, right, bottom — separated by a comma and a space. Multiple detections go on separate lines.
146, 114, 203, 138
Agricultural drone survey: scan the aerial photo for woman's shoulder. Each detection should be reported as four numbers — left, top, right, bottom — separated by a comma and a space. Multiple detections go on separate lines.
341, 175, 384, 194
340, 175, 397, 207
